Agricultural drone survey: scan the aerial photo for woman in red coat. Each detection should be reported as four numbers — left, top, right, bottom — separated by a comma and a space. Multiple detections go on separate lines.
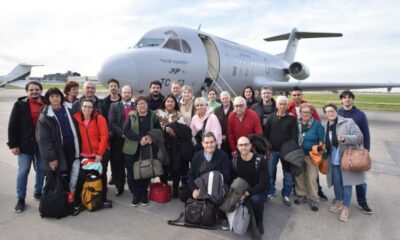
73, 99, 111, 215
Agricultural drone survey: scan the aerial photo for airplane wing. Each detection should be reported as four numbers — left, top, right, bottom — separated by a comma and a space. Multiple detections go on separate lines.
253, 79, 400, 92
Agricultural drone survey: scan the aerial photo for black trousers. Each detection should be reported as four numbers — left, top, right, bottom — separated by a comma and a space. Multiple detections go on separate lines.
110, 137, 126, 190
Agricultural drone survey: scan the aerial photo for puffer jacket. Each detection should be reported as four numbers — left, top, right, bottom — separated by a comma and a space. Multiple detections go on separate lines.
73, 111, 108, 157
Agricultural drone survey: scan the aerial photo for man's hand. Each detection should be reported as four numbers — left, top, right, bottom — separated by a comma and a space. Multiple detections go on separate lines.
11, 148, 20, 156
192, 189, 200, 199
49, 160, 58, 171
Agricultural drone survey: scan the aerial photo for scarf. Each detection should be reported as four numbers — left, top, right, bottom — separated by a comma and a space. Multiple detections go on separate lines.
298, 118, 314, 146
325, 118, 338, 154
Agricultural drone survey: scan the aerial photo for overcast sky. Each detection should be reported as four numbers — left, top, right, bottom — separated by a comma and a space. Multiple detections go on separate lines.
1, 0, 399, 85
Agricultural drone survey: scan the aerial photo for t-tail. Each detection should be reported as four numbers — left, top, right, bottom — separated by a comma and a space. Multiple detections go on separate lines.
264, 28, 343, 63
0, 63, 43, 88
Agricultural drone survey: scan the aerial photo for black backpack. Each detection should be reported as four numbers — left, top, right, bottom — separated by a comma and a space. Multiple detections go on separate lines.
39, 172, 73, 219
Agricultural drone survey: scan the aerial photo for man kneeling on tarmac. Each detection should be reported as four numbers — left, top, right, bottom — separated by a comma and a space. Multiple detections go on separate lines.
179, 131, 231, 230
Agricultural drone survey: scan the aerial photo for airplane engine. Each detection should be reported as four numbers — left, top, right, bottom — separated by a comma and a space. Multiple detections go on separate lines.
288, 62, 310, 80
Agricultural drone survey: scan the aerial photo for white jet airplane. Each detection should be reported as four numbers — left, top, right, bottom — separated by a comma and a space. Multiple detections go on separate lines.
97, 26, 400, 96
0, 63, 43, 88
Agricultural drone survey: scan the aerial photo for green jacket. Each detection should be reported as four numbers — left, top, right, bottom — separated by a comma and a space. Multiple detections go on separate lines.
122, 111, 156, 155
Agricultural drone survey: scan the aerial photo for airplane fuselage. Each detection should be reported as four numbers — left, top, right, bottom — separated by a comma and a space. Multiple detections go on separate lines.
98, 26, 289, 96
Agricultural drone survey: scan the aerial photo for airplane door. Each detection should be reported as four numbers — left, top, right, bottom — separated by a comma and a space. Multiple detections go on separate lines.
198, 35, 220, 87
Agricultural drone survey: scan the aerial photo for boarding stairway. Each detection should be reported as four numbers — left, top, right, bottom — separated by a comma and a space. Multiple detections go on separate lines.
202, 63, 237, 98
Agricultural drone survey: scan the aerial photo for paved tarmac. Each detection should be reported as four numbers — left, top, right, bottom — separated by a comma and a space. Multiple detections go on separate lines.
0, 89, 399, 240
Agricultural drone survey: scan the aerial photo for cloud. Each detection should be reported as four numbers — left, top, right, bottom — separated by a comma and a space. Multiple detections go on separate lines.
0, 0, 399, 87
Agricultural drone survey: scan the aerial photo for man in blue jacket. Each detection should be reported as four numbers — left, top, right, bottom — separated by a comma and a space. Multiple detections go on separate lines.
338, 90, 373, 214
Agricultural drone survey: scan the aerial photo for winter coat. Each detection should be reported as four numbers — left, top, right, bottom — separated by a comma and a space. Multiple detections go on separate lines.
102, 94, 121, 122
73, 111, 109, 157
190, 108, 222, 148
227, 108, 263, 153
108, 101, 135, 139
338, 107, 370, 150
326, 116, 365, 187
250, 98, 277, 126
7, 96, 45, 154
179, 98, 195, 126
187, 149, 231, 191
36, 103, 80, 171
219, 177, 250, 213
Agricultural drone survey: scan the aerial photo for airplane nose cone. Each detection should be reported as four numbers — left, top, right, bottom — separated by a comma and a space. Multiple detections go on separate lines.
98, 52, 138, 90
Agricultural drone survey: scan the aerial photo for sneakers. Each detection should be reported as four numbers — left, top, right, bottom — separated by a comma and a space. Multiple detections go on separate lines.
310, 200, 319, 211
72, 204, 84, 216
294, 196, 306, 205
358, 203, 373, 215
267, 192, 277, 200
220, 219, 230, 230
14, 199, 25, 213
282, 196, 291, 207
257, 221, 264, 235
339, 207, 350, 222
115, 187, 124, 197
141, 195, 149, 206
329, 201, 344, 213
318, 190, 328, 201
33, 192, 42, 201
131, 196, 140, 207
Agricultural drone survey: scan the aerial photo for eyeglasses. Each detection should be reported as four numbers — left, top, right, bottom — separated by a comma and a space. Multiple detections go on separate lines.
301, 111, 311, 114
237, 143, 250, 148
82, 105, 93, 109
234, 104, 245, 108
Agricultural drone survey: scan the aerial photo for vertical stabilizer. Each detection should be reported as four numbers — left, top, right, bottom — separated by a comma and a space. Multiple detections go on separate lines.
264, 29, 342, 63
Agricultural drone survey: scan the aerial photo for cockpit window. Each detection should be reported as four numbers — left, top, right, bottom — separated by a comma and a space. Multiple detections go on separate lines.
182, 40, 191, 53
135, 38, 164, 48
163, 38, 182, 52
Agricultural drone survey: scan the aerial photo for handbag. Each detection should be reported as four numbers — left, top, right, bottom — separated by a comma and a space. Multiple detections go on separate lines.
133, 145, 163, 180
149, 182, 171, 203
319, 159, 327, 174
341, 146, 371, 172
184, 199, 216, 227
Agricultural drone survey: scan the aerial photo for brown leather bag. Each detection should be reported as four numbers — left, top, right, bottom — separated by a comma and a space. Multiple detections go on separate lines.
341, 147, 371, 172
319, 159, 327, 174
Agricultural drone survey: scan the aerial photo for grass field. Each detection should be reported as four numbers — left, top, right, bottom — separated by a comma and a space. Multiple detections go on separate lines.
300, 93, 400, 112
5, 83, 400, 112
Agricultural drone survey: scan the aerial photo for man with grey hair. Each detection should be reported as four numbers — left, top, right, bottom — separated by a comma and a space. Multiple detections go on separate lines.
72, 80, 104, 115
227, 96, 263, 157
264, 95, 298, 206
214, 91, 234, 157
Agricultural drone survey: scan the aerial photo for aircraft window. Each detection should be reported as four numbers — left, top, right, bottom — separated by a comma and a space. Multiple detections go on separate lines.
163, 38, 182, 52
182, 40, 191, 53
136, 38, 164, 48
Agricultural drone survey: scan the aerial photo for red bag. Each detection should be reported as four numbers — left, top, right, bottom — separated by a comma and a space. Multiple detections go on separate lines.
149, 183, 171, 203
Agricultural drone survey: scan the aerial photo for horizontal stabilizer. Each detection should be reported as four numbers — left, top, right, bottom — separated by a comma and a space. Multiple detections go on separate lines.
264, 32, 342, 41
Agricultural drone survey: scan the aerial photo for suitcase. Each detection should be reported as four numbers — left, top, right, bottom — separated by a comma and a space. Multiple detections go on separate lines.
149, 182, 171, 203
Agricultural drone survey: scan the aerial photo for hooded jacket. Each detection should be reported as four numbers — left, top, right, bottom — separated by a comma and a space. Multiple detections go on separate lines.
73, 110, 108, 157
36, 103, 80, 171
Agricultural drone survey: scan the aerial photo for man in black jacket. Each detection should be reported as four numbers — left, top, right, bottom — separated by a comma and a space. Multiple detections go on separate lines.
251, 86, 276, 127
214, 91, 234, 159
7, 81, 45, 213
72, 80, 104, 115
147, 80, 164, 111
108, 85, 135, 196
179, 131, 231, 230
264, 96, 298, 207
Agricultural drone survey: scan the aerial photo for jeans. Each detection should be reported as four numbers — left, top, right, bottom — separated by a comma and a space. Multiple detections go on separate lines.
356, 183, 367, 205
16, 151, 44, 200
267, 151, 293, 197
331, 165, 352, 208
250, 194, 266, 225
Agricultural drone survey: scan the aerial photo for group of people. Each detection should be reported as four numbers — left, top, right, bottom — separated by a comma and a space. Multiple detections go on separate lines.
7, 79, 373, 235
